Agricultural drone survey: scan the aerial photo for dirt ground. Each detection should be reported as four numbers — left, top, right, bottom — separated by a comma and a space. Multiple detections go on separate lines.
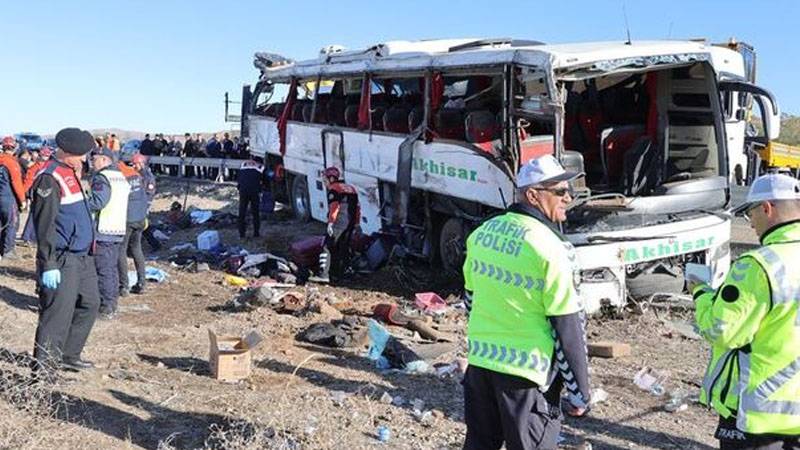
0, 178, 731, 449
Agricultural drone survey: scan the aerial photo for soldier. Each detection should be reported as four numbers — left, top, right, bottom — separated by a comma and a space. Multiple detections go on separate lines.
31, 128, 100, 373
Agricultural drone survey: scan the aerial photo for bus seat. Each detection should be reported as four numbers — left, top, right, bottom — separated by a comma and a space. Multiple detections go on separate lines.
408, 107, 424, 132
303, 102, 329, 124
371, 106, 386, 131
383, 106, 411, 133
327, 98, 347, 126
291, 102, 305, 121
434, 109, 466, 140
600, 125, 645, 186
519, 135, 555, 165
344, 105, 359, 128
465, 110, 500, 144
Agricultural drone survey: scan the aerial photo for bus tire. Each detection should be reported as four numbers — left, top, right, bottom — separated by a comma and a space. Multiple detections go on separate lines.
290, 175, 311, 222
626, 270, 684, 300
439, 217, 467, 276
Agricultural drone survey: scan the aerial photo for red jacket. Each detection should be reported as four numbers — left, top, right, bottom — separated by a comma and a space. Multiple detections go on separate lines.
0, 153, 25, 207
327, 181, 360, 229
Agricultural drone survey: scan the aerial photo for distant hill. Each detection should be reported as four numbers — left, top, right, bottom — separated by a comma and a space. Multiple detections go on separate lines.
778, 115, 800, 146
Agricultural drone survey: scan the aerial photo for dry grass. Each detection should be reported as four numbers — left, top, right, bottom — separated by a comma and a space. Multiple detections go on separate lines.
0, 349, 66, 449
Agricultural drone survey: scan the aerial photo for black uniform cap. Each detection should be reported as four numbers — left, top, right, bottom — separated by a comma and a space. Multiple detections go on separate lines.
55, 128, 95, 155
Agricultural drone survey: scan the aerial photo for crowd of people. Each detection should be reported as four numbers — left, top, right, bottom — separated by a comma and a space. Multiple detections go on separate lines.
2, 127, 798, 449
139, 132, 247, 180
0, 129, 157, 378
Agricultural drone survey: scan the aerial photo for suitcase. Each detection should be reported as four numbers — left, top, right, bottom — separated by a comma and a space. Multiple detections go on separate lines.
289, 235, 325, 270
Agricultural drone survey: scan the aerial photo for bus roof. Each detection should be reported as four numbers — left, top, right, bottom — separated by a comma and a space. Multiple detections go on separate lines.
256, 39, 720, 81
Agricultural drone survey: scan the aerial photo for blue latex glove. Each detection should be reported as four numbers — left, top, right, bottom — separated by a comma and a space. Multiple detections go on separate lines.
41, 269, 61, 290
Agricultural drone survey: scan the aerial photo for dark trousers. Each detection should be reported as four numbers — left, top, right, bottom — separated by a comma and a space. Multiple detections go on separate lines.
463, 366, 562, 450
118, 221, 146, 292
717, 416, 800, 450
95, 241, 121, 313
238, 191, 261, 238
34, 254, 100, 366
0, 200, 18, 255
320, 228, 353, 281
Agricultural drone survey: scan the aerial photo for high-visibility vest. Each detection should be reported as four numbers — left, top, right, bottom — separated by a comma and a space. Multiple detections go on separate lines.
463, 210, 583, 385
96, 168, 130, 236
696, 221, 800, 435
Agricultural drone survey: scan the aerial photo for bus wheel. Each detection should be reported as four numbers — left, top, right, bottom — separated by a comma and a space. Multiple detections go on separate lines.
439, 217, 466, 276
290, 175, 311, 222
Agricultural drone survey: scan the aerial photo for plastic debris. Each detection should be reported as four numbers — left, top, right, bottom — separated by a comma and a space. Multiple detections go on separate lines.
190, 210, 213, 224
330, 390, 348, 406
391, 395, 405, 407
366, 319, 427, 372
664, 388, 690, 412
379, 392, 393, 404
589, 388, 609, 406
376, 425, 391, 443
414, 292, 448, 314
128, 266, 168, 286
435, 362, 460, 378
152, 229, 170, 242
633, 367, 667, 396
410, 398, 425, 413
224, 275, 249, 287
197, 230, 221, 251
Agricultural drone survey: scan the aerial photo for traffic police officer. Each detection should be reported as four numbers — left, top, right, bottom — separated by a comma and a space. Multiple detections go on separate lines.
237, 155, 267, 239
693, 172, 800, 450
462, 155, 591, 450
0, 136, 25, 260
31, 128, 100, 373
87, 147, 130, 319
317, 166, 360, 283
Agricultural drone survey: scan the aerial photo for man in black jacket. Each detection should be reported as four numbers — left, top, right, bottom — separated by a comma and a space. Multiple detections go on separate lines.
31, 128, 100, 374
237, 156, 267, 238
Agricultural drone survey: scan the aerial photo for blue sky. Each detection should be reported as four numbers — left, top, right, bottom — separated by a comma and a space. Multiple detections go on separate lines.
1, 0, 797, 136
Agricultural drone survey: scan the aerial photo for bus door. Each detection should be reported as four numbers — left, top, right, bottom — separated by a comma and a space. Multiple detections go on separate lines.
320, 128, 381, 234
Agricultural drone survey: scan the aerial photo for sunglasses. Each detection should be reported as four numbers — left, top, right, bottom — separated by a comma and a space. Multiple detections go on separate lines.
743, 203, 761, 221
534, 187, 572, 198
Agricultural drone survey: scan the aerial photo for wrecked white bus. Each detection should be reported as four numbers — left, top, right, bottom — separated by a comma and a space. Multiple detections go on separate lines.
241, 38, 781, 313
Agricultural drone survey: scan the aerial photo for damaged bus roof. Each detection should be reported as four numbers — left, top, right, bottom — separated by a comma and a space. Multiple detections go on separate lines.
255, 39, 723, 81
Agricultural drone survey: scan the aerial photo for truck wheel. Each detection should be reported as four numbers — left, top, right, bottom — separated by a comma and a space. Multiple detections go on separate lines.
439, 217, 467, 276
290, 175, 311, 222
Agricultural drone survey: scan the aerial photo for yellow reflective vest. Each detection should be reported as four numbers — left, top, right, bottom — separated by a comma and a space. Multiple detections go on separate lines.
96, 168, 130, 236
464, 208, 583, 385
695, 221, 800, 435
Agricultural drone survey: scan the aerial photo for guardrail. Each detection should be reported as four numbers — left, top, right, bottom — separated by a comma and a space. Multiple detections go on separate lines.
129, 155, 250, 181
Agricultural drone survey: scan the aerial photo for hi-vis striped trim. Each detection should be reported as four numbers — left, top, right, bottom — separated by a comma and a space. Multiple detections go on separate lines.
50, 169, 85, 206
738, 353, 800, 429
470, 259, 544, 290
467, 339, 550, 373
754, 247, 800, 325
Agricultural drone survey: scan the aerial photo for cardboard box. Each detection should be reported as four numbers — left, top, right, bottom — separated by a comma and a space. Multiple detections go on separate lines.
208, 330, 263, 381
